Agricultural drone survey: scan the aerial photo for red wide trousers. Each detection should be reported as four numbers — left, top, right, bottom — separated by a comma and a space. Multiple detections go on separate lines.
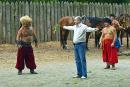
102, 39, 118, 64
15, 46, 36, 70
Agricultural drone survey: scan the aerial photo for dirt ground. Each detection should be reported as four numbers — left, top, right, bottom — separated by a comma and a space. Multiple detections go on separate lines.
0, 39, 130, 87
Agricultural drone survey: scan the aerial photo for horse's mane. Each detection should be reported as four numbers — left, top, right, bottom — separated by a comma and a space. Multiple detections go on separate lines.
83, 16, 103, 27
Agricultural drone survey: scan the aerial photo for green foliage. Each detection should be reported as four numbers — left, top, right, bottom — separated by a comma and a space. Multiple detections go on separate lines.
0, 0, 58, 3
59, 0, 130, 3
32, 0, 58, 2
51, 24, 60, 34
0, 0, 31, 3
0, 0, 129, 3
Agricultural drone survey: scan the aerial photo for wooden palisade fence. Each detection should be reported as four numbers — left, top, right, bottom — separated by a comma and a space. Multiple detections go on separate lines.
0, 1, 130, 43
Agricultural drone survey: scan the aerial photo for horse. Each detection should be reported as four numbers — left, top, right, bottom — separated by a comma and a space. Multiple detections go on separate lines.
118, 14, 130, 48
81, 16, 104, 48
59, 16, 75, 49
59, 16, 104, 49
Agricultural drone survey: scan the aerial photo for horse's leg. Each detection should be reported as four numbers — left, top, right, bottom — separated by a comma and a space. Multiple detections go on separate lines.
95, 31, 100, 48
95, 32, 97, 48
126, 30, 129, 48
86, 32, 91, 50
97, 36, 101, 48
63, 30, 69, 49
120, 30, 123, 46
60, 27, 65, 49
95, 30, 101, 48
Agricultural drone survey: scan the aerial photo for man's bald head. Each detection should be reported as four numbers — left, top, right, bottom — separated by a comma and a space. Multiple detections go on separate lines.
74, 16, 82, 25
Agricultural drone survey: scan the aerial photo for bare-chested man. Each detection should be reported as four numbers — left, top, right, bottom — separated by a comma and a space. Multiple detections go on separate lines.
109, 14, 121, 49
109, 14, 122, 37
99, 18, 118, 70
16, 15, 38, 75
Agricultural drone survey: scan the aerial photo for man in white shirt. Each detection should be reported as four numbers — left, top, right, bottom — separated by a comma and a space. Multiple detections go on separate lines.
63, 16, 98, 79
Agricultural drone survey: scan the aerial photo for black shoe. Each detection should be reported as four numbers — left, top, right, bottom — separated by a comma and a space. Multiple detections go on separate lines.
18, 70, 22, 75
111, 65, 116, 70
104, 65, 110, 69
111, 67, 116, 70
30, 70, 38, 74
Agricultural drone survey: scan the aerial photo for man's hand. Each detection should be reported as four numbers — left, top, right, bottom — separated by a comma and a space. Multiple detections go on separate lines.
17, 45, 22, 48
95, 27, 99, 31
111, 42, 114, 47
16, 40, 22, 48
99, 41, 102, 48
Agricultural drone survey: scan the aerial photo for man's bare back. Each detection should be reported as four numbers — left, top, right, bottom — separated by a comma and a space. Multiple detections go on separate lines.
16, 26, 38, 47
17, 27, 35, 42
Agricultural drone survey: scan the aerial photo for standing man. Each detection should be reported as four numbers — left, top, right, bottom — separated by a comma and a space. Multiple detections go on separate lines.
16, 15, 38, 75
109, 14, 122, 51
63, 16, 98, 79
109, 14, 121, 37
99, 18, 118, 70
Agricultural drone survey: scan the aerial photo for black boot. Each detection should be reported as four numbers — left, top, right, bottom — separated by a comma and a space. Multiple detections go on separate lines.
18, 70, 22, 75
30, 69, 38, 74
104, 64, 110, 69
111, 64, 116, 70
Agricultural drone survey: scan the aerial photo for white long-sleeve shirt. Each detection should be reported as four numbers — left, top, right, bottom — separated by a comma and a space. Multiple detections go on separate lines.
63, 23, 97, 44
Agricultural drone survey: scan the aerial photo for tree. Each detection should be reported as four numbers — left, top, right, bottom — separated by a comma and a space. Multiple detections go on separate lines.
59, 0, 130, 3
0, 0, 129, 3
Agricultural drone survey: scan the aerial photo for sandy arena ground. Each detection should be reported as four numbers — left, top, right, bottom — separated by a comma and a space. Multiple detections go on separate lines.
0, 40, 130, 87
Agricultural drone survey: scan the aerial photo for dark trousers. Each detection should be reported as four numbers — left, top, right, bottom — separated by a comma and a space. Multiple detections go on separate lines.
15, 46, 36, 70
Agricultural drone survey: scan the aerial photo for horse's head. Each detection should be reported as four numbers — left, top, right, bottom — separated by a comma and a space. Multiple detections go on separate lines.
82, 16, 104, 30
81, 16, 92, 27
95, 17, 105, 30
85, 19, 92, 27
